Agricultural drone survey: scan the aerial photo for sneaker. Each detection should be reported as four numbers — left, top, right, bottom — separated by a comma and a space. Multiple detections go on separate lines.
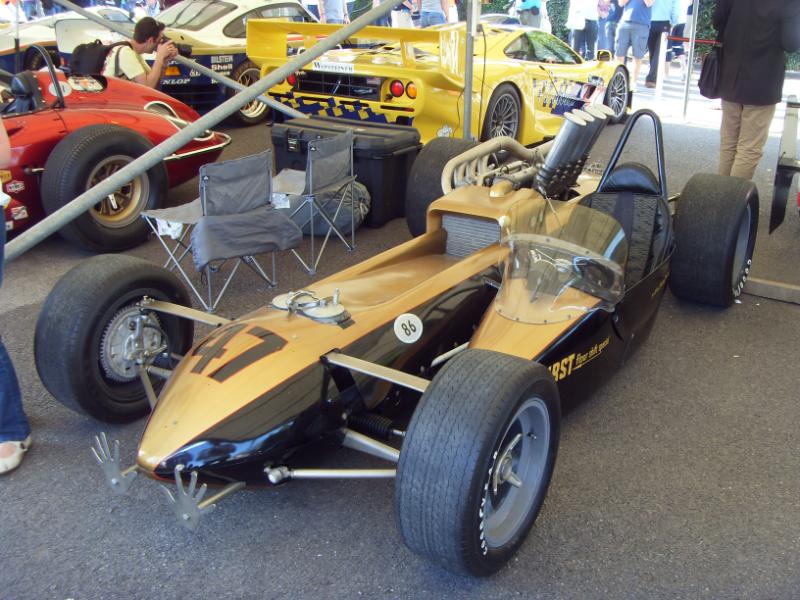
0, 436, 31, 475
645, 81, 656, 88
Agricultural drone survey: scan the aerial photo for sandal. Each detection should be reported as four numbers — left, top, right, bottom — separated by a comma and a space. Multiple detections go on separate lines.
0, 436, 32, 474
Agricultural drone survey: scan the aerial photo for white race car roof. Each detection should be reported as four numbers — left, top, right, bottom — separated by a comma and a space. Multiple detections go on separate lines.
159, 0, 313, 46
0, 7, 132, 52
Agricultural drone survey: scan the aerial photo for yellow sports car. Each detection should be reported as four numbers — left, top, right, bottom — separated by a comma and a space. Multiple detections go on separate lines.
246, 22, 630, 144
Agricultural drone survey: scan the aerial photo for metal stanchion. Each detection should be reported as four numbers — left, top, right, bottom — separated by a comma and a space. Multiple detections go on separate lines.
4, 0, 405, 263
654, 30, 667, 99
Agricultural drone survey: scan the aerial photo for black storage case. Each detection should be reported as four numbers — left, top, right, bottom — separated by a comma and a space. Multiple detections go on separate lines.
271, 116, 422, 228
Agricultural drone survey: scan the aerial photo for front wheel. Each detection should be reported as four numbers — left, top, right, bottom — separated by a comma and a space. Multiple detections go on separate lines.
228, 60, 271, 126
34, 255, 194, 423
669, 173, 759, 307
395, 349, 561, 576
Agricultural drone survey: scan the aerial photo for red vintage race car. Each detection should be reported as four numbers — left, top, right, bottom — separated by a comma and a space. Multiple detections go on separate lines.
1, 49, 230, 251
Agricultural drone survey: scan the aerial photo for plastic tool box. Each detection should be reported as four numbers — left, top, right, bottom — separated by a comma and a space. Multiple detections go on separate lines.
271, 117, 422, 228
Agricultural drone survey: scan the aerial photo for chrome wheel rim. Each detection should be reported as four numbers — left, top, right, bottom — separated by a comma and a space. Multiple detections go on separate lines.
606, 71, 628, 120
87, 155, 149, 228
481, 397, 550, 550
488, 93, 520, 139
238, 67, 268, 120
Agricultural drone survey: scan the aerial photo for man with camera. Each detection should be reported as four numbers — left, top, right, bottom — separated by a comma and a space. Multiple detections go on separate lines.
102, 17, 178, 90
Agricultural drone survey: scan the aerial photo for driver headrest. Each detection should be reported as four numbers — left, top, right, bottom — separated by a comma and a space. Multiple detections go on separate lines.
11, 72, 37, 98
599, 162, 661, 196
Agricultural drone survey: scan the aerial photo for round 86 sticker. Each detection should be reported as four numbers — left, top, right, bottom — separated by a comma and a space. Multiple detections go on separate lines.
393, 313, 423, 344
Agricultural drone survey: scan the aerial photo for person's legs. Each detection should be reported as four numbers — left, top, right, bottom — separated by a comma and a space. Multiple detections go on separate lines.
629, 23, 648, 90
0, 338, 28, 444
0, 225, 31, 475
646, 20, 669, 84
571, 27, 587, 57
597, 17, 608, 51
584, 20, 597, 59
730, 103, 777, 179
420, 10, 445, 27
391, 9, 413, 27
719, 100, 743, 176
615, 22, 631, 62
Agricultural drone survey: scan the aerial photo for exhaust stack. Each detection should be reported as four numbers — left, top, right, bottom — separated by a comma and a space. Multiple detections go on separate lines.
536, 104, 613, 198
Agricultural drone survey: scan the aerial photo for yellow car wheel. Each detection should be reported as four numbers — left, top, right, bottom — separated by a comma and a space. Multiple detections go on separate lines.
604, 67, 629, 124
480, 83, 521, 141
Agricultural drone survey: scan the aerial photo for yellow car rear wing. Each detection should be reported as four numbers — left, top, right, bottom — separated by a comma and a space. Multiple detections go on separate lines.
246, 21, 467, 89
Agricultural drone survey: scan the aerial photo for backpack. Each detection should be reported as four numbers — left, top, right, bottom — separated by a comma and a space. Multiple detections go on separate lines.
70, 40, 131, 76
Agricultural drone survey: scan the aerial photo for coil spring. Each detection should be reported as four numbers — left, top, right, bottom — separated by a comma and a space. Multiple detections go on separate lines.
348, 412, 394, 439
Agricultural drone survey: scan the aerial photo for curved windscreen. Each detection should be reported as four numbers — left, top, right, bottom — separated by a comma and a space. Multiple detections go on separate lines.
495, 198, 627, 324
159, 0, 236, 31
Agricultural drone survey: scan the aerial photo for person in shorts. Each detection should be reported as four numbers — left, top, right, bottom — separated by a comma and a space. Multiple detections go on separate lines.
615, 0, 653, 90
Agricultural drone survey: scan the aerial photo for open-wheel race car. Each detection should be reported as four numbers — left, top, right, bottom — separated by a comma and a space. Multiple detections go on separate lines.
1, 45, 229, 251
34, 107, 758, 576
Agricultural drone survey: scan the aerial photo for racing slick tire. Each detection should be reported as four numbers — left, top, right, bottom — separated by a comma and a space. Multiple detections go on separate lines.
604, 66, 629, 124
405, 137, 477, 237
34, 255, 194, 423
41, 124, 168, 252
480, 83, 522, 142
228, 60, 271, 126
395, 349, 560, 576
669, 173, 759, 307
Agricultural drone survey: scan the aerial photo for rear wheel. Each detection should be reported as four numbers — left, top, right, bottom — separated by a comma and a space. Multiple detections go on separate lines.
395, 349, 560, 576
229, 60, 270, 126
34, 255, 194, 423
405, 137, 477, 236
669, 173, 758, 307
481, 83, 521, 141
41, 124, 167, 252
604, 67, 629, 124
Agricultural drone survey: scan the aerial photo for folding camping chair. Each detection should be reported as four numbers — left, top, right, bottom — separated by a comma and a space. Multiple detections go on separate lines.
275, 130, 356, 275
142, 150, 302, 313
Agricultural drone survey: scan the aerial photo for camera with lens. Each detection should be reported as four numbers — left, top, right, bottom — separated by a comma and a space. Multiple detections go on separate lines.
159, 37, 192, 58
175, 43, 192, 58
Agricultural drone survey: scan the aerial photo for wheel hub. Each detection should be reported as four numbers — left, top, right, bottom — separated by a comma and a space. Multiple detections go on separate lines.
491, 433, 523, 495
238, 68, 268, 120
87, 155, 150, 229
480, 397, 550, 551
489, 95, 519, 139
100, 306, 164, 382
607, 71, 628, 119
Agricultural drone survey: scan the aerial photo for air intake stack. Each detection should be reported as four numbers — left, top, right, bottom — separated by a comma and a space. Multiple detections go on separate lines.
536, 104, 614, 198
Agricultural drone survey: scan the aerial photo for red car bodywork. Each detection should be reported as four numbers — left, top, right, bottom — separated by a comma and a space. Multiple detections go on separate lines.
2, 70, 229, 236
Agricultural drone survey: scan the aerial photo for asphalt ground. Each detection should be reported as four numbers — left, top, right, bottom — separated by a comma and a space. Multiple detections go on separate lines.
1, 73, 799, 599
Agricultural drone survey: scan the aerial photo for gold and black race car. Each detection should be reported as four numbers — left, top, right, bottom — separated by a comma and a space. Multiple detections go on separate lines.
34, 108, 758, 577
